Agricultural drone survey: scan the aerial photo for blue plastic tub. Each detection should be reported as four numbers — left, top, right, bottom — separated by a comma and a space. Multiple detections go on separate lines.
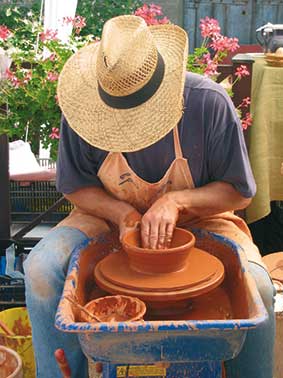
55, 229, 268, 377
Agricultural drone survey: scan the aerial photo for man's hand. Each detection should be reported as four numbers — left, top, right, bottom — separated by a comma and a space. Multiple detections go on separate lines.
119, 209, 142, 242
141, 193, 179, 249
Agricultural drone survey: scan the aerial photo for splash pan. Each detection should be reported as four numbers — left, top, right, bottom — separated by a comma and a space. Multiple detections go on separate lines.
55, 229, 267, 365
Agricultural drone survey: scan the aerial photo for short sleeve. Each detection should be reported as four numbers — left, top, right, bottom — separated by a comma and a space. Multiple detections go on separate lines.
207, 91, 256, 198
56, 116, 103, 194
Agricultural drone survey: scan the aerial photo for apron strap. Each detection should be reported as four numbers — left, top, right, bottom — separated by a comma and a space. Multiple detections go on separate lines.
173, 126, 183, 159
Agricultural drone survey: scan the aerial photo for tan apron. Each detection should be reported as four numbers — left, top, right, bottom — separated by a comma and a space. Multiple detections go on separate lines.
58, 126, 263, 266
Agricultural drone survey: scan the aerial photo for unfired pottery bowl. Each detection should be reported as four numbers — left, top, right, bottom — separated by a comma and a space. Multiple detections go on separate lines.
83, 295, 146, 322
122, 227, 196, 274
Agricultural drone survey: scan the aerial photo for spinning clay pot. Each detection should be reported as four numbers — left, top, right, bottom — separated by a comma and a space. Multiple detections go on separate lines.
122, 228, 195, 274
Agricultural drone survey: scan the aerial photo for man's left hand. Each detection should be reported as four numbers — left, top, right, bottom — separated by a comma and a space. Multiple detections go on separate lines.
141, 193, 179, 249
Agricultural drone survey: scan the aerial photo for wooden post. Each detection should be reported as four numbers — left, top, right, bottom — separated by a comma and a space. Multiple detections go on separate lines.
0, 134, 11, 248
145, 0, 184, 26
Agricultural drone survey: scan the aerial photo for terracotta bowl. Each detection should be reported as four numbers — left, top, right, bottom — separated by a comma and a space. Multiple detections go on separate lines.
122, 227, 195, 274
0, 346, 23, 378
83, 295, 146, 322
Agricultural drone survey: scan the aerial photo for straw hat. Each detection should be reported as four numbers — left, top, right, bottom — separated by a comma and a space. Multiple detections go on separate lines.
57, 15, 188, 152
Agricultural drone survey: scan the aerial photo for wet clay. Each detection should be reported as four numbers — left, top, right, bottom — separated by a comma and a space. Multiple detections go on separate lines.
75, 229, 121, 306
82, 295, 146, 322
123, 211, 142, 228
95, 248, 224, 292
0, 346, 22, 378
11, 318, 31, 337
94, 228, 225, 316
146, 285, 233, 321
122, 228, 196, 274
71, 229, 250, 322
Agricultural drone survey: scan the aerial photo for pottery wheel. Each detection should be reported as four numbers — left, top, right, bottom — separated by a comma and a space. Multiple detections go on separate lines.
94, 248, 225, 302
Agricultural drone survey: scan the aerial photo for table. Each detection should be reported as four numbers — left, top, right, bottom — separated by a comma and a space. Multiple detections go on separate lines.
245, 57, 283, 224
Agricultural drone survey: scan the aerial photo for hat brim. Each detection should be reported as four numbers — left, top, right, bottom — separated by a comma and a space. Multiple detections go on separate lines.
57, 24, 188, 152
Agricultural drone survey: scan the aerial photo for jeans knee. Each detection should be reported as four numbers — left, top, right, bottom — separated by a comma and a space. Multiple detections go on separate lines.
24, 250, 56, 300
24, 226, 88, 300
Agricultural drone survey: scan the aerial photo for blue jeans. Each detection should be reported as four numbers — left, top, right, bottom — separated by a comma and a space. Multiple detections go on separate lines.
24, 227, 275, 378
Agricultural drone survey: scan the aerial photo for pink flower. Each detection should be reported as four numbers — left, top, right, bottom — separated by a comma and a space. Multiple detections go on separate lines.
241, 113, 252, 130
62, 16, 73, 25
226, 37, 240, 52
46, 71, 59, 82
210, 35, 239, 52
200, 17, 221, 38
62, 15, 86, 34
239, 97, 251, 108
5, 68, 22, 88
49, 127, 60, 139
204, 60, 219, 77
158, 16, 170, 24
134, 4, 170, 25
54, 94, 59, 104
235, 65, 250, 78
73, 15, 86, 34
49, 53, 57, 62
148, 4, 162, 15
40, 29, 58, 42
23, 71, 32, 84
200, 53, 211, 65
0, 25, 11, 41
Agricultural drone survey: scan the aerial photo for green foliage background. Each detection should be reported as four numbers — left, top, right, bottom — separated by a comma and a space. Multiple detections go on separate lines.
0, 0, 142, 158
0, 0, 142, 37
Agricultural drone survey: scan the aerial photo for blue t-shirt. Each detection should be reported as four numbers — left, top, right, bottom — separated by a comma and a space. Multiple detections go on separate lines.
56, 72, 256, 198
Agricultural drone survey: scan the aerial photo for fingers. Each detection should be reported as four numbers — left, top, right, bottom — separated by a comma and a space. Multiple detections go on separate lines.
149, 220, 159, 249
119, 209, 142, 242
140, 195, 178, 249
141, 217, 159, 249
157, 221, 167, 249
142, 219, 159, 249
165, 223, 174, 248
141, 220, 150, 248
141, 216, 175, 249
119, 224, 140, 243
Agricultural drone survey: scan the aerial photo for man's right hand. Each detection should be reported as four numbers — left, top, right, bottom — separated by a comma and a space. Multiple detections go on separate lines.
65, 186, 142, 241
119, 209, 142, 242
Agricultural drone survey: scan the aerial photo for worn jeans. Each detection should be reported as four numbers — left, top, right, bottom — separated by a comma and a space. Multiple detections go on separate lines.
23, 226, 275, 378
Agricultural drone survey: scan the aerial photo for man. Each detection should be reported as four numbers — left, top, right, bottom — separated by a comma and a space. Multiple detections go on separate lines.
24, 15, 275, 377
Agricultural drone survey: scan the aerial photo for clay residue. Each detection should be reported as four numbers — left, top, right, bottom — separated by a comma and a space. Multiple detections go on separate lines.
12, 318, 31, 337
123, 211, 141, 228
0, 348, 20, 378
84, 296, 146, 322
24, 234, 74, 299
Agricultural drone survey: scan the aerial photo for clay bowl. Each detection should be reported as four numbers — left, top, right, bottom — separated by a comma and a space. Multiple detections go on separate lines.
83, 295, 146, 322
0, 346, 23, 378
122, 228, 195, 274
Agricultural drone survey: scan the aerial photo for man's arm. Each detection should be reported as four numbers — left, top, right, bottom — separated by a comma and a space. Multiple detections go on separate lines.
171, 181, 251, 217
141, 181, 251, 249
65, 186, 141, 237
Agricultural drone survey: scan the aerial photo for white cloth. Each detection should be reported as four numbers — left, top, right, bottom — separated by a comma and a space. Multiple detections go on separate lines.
0, 47, 11, 80
9, 140, 56, 180
9, 140, 42, 176
44, 0, 78, 43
